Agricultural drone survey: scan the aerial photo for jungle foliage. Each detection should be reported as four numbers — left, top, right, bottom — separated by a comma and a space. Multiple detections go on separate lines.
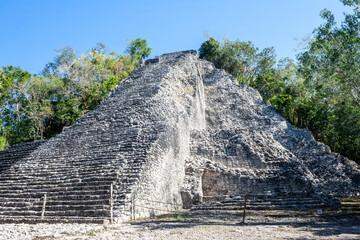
0, 39, 150, 147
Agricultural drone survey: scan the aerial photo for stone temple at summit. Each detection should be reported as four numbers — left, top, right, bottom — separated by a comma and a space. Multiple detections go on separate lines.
0, 50, 359, 223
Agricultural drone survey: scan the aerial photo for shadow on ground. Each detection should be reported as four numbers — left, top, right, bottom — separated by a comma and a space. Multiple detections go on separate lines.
130, 208, 360, 238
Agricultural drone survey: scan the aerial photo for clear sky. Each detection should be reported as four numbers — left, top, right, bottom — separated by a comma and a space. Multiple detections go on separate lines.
0, 0, 353, 74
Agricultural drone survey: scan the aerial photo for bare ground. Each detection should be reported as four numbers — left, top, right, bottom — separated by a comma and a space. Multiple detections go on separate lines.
0, 209, 359, 240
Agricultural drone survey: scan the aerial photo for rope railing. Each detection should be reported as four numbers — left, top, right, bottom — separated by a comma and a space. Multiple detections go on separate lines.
118, 198, 183, 206
133, 205, 177, 212
128, 197, 184, 221
136, 198, 183, 206
36, 187, 248, 224
125, 194, 248, 223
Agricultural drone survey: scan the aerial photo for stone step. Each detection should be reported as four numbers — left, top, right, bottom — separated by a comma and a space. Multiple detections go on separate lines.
219, 195, 320, 200
191, 194, 337, 211
0, 194, 119, 202
0, 159, 124, 170
0, 199, 111, 207
0, 168, 119, 177
341, 203, 360, 208
0, 178, 115, 186
0, 165, 142, 175
0, 185, 115, 194
218, 201, 323, 207
0, 209, 110, 217
0, 204, 109, 212
199, 201, 325, 208
0, 215, 107, 224
0, 189, 111, 199
0, 151, 34, 156
220, 199, 323, 205
3, 164, 121, 172
0, 184, 113, 193
0, 174, 119, 183
191, 203, 325, 211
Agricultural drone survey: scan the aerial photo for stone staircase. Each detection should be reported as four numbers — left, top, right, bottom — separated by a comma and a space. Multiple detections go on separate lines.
0, 141, 150, 223
0, 155, 115, 223
340, 197, 360, 213
0, 141, 45, 174
191, 195, 340, 211
0, 61, 170, 223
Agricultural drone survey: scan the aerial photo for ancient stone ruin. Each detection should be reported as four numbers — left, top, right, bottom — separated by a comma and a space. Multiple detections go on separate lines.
0, 51, 359, 223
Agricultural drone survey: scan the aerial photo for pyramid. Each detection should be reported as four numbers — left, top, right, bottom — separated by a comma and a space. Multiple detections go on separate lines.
0, 50, 359, 223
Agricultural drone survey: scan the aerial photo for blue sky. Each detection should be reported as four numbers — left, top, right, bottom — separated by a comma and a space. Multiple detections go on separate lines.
0, 0, 353, 74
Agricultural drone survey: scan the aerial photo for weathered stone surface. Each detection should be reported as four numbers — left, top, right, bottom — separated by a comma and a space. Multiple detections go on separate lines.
0, 141, 45, 174
0, 50, 359, 223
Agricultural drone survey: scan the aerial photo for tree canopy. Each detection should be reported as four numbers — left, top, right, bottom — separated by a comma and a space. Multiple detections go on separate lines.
126, 38, 152, 61
0, 39, 151, 149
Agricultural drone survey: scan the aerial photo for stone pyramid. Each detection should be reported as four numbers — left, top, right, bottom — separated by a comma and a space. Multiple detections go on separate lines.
0, 50, 359, 223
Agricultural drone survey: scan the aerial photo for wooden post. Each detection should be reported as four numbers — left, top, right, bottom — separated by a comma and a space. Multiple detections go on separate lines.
110, 184, 114, 224
242, 195, 247, 223
41, 194, 47, 219
131, 197, 134, 221
131, 196, 136, 221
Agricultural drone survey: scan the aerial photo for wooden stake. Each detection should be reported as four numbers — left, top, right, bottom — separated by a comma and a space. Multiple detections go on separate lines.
41, 194, 47, 219
242, 195, 247, 223
110, 184, 114, 224
131, 196, 136, 221
133, 197, 136, 221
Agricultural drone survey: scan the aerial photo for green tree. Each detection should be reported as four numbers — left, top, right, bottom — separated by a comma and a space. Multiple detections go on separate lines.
341, 0, 360, 7
0, 66, 34, 144
0, 136, 6, 151
41, 43, 140, 138
126, 38, 152, 61
199, 37, 278, 87
0, 40, 147, 150
199, 37, 220, 62
297, 2, 360, 162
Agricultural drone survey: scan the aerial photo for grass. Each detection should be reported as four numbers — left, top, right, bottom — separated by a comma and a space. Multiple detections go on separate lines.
168, 214, 183, 221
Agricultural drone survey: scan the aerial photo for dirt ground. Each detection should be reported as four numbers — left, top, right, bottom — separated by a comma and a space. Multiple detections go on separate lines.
0, 210, 359, 240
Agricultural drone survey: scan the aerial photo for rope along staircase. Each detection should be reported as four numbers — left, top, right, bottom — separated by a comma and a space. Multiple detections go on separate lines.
191, 195, 340, 211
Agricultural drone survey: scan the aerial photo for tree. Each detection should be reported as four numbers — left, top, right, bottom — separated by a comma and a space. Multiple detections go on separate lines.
297, 2, 360, 162
199, 37, 278, 87
0, 66, 35, 144
40, 43, 142, 137
199, 37, 220, 62
341, 0, 360, 7
42, 47, 77, 78
0, 40, 148, 149
126, 38, 152, 61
